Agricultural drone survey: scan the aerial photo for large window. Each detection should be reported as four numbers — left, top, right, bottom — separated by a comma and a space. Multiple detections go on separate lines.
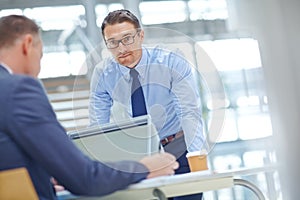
196, 38, 272, 142
24, 6, 85, 31
188, 0, 228, 20
139, 1, 187, 25
95, 3, 124, 27
39, 51, 86, 78
198, 38, 262, 71
139, 0, 228, 25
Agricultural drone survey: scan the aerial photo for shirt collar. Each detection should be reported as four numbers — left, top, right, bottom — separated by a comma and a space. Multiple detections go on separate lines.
119, 47, 147, 82
0, 62, 13, 74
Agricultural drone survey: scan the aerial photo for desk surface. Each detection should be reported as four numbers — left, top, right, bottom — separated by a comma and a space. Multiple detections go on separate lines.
57, 170, 234, 200
57, 166, 275, 200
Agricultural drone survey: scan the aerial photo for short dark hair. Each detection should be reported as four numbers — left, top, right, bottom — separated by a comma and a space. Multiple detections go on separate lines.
101, 9, 141, 37
0, 15, 40, 48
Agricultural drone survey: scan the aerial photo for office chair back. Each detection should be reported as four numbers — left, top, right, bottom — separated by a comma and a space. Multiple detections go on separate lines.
0, 167, 38, 200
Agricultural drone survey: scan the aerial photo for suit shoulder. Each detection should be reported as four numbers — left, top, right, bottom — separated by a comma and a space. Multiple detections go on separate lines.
1, 74, 39, 90
2, 75, 47, 103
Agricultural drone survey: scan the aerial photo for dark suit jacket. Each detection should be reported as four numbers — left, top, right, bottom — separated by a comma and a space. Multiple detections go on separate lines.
0, 65, 148, 200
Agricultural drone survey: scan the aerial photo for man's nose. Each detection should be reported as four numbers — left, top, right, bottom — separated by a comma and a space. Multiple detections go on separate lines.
117, 41, 127, 52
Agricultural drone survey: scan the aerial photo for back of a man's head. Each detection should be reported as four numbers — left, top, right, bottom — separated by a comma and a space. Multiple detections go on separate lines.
0, 15, 39, 49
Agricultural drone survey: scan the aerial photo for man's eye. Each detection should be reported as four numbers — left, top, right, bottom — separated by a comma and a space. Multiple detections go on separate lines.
123, 36, 131, 43
108, 40, 118, 45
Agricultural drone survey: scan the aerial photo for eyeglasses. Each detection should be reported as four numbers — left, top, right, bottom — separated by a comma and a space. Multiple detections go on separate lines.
105, 31, 140, 49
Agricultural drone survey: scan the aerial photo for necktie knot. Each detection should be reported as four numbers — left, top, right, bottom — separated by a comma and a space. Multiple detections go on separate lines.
130, 68, 141, 92
130, 68, 139, 78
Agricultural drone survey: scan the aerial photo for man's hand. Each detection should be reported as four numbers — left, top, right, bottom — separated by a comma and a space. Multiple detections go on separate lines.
139, 152, 179, 179
51, 177, 65, 192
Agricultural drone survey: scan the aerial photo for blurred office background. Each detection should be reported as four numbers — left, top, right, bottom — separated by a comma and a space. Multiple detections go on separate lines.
1, 0, 299, 199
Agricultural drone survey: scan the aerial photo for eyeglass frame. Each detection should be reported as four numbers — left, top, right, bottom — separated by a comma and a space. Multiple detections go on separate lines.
105, 30, 141, 49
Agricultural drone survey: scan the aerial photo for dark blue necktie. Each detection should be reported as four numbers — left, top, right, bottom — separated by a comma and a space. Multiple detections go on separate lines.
130, 68, 147, 117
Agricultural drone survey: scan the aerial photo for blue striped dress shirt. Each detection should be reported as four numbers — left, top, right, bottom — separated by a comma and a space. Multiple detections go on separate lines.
89, 45, 204, 152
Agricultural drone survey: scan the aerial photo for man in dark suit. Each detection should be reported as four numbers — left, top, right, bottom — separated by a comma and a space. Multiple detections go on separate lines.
0, 15, 178, 200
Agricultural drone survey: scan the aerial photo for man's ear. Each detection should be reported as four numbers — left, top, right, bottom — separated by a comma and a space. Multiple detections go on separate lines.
139, 29, 145, 42
22, 34, 33, 56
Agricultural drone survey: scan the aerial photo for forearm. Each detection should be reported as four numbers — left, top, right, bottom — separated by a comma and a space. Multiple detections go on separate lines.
181, 115, 205, 152
89, 96, 111, 126
89, 85, 113, 125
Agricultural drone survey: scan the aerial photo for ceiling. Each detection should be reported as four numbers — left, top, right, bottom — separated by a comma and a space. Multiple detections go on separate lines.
0, 0, 251, 54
